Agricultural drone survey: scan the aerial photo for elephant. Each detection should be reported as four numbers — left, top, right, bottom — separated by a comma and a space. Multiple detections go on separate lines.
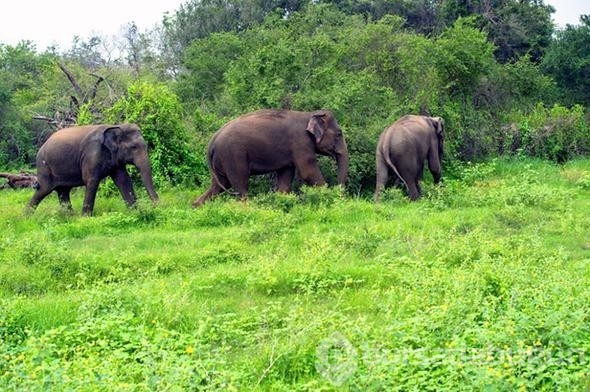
27, 123, 159, 215
375, 115, 444, 201
193, 109, 349, 206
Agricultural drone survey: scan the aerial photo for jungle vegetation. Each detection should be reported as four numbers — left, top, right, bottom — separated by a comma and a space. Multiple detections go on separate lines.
0, 0, 589, 192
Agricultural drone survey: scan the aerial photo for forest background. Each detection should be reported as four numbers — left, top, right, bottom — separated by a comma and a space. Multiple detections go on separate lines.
1, 0, 589, 193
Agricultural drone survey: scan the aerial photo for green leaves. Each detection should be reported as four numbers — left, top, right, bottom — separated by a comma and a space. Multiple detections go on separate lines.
436, 17, 495, 97
505, 103, 590, 162
542, 19, 590, 106
107, 81, 203, 186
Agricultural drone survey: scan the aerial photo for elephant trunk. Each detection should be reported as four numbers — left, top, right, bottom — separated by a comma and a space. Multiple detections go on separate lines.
135, 154, 159, 202
335, 148, 349, 186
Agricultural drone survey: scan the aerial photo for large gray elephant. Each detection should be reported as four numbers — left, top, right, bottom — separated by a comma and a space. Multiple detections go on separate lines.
28, 124, 159, 215
194, 109, 349, 206
375, 115, 444, 200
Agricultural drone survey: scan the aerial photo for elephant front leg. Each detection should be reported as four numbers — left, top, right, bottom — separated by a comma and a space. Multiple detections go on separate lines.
275, 166, 295, 192
111, 168, 137, 207
82, 179, 101, 216
428, 149, 442, 184
295, 157, 326, 186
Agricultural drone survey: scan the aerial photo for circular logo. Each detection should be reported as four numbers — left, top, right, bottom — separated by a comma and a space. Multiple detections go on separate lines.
315, 331, 358, 386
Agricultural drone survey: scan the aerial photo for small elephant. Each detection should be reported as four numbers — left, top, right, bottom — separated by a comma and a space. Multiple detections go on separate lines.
28, 124, 159, 215
375, 115, 444, 200
194, 109, 349, 206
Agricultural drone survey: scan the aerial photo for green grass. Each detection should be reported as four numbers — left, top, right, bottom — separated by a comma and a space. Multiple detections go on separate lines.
1, 158, 589, 390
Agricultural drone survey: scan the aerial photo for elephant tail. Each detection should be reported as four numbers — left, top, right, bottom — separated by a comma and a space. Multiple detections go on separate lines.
382, 146, 410, 191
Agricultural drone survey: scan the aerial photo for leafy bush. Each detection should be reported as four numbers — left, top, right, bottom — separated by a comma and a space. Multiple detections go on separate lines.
107, 81, 204, 186
436, 17, 496, 98
503, 104, 590, 162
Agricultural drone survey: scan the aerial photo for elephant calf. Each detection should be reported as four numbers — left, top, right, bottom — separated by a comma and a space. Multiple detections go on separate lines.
28, 124, 159, 216
194, 109, 349, 206
375, 115, 444, 200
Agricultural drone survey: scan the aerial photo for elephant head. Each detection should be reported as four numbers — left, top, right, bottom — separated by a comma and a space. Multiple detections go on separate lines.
306, 111, 349, 185
429, 117, 445, 159
102, 125, 159, 202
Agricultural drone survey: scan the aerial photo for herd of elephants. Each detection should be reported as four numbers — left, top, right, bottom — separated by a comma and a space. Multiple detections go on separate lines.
26, 109, 444, 215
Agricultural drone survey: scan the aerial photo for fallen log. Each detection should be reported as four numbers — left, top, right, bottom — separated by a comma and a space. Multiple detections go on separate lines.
0, 172, 38, 189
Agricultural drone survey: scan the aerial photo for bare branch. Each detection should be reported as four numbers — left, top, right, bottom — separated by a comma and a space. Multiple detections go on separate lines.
88, 73, 105, 101
58, 62, 84, 98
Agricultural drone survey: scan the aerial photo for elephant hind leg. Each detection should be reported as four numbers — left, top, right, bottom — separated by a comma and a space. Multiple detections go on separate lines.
406, 180, 421, 200
193, 183, 221, 207
374, 156, 390, 201
275, 166, 295, 193
193, 173, 231, 207
56, 186, 73, 210
27, 182, 54, 211
222, 170, 249, 201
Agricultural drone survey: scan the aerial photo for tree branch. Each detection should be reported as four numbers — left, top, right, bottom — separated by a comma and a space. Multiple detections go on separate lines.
58, 62, 84, 99
88, 73, 105, 101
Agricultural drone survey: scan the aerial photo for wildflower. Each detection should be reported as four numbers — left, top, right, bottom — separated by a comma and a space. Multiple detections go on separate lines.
185, 346, 195, 355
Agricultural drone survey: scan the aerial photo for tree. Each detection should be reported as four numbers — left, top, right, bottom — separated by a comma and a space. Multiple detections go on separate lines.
0, 42, 57, 166
106, 81, 203, 186
482, 0, 554, 63
542, 16, 590, 106
436, 17, 496, 98
159, 0, 308, 74
176, 32, 245, 107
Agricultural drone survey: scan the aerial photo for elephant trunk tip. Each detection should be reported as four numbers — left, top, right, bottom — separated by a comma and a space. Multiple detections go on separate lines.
336, 153, 349, 185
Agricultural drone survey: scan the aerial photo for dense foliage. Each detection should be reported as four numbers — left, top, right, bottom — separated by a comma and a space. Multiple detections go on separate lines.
542, 16, 590, 106
1, 1, 589, 191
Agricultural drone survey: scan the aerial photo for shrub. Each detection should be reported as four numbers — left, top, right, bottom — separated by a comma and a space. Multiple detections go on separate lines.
503, 104, 590, 162
106, 81, 204, 186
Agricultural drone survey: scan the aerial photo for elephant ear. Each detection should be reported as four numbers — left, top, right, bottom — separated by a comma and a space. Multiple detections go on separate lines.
432, 117, 444, 138
431, 117, 444, 158
306, 112, 327, 143
102, 126, 123, 154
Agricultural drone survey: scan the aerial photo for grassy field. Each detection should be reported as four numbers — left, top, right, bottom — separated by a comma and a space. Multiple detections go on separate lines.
1, 158, 589, 390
